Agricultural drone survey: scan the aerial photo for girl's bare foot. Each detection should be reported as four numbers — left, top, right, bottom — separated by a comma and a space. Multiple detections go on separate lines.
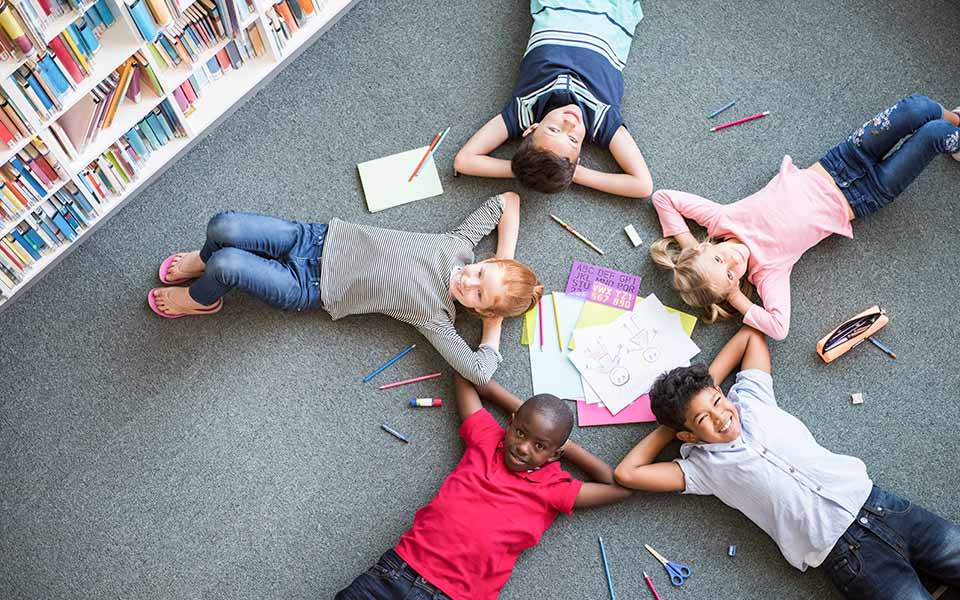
151, 287, 221, 316
166, 251, 206, 280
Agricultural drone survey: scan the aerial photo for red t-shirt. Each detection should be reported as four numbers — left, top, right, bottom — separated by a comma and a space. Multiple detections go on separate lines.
394, 409, 583, 600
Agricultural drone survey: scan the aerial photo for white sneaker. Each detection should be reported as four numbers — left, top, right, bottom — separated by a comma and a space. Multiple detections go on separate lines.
952, 107, 960, 161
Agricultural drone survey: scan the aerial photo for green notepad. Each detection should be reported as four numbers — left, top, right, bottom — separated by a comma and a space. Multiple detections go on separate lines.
358, 146, 444, 213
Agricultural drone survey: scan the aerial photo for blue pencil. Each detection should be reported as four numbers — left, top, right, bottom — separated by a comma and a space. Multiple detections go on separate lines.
598, 536, 616, 600
708, 99, 737, 119
363, 344, 417, 382
415, 126, 450, 178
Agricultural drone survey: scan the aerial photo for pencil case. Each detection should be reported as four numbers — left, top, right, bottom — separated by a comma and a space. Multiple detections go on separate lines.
816, 305, 888, 363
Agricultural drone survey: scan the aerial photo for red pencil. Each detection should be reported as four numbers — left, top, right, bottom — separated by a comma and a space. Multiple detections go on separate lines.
710, 111, 770, 132
408, 131, 442, 182
643, 572, 663, 600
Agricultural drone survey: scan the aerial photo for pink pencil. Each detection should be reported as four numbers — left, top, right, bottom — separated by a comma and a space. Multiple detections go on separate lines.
710, 111, 770, 132
538, 300, 544, 350
378, 372, 443, 390
643, 572, 663, 600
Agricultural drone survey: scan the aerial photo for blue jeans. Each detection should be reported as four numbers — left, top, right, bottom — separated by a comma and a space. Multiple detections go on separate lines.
188, 212, 326, 310
821, 486, 960, 599
335, 550, 452, 600
820, 94, 960, 218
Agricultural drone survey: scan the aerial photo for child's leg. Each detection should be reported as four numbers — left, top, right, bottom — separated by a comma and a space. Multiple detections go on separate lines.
905, 504, 960, 587
188, 247, 309, 309
869, 117, 960, 198
848, 94, 947, 161
199, 211, 302, 263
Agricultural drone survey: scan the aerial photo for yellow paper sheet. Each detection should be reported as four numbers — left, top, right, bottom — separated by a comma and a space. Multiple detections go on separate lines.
569, 296, 697, 349
358, 146, 443, 212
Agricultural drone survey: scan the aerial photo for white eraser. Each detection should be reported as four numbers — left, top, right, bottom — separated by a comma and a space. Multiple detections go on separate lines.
851, 392, 864, 405
624, 224, 642, 247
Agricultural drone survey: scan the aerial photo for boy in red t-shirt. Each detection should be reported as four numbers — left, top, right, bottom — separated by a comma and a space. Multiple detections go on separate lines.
335, 374, 632, 600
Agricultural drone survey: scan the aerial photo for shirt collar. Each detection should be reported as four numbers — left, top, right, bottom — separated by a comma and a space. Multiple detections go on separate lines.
680, 435, 748, 458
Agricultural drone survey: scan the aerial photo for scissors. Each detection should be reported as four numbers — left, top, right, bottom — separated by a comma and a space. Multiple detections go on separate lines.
644, 544, 692, 587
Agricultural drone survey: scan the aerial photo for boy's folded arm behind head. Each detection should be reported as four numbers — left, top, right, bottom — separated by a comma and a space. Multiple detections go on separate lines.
453, 115, 514, 179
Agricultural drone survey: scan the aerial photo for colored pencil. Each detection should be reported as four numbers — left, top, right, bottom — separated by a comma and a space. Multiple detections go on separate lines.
408, 131, 442, 182
552, 292, 562, 350
363, 344, 417, 382
538, 298, 543, 351
598, 536, 616, 600
550, 214, 605, 255
710, 111, 770, 132
643, 572, 663, 600
707, 99, 737, 118
421, 126, 450, 173
378, 372, 443, 390
381, 423, 410, 443
868, 336, 897, 359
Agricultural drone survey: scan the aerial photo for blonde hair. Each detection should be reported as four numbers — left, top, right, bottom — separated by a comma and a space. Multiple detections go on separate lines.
649, 237, 751, 324
469, 258, 544, 319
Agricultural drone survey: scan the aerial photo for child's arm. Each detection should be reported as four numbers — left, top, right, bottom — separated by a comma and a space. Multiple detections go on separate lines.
571, 126, 653, 199
708, 325, 771, 385
650, 189, 723, 250
453, 115, 513, 179
613, 426, 687, 492
475, 379, 633, 508
736, 270, 791, 341
453, 371, 484, 421
494, 191, 520, 260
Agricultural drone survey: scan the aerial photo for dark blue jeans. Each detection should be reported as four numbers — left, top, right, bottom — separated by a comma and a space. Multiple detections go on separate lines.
188, 212, 326, 310
335, 550, 452, 600
820, 93, 960, 218
822, 486, 960, 599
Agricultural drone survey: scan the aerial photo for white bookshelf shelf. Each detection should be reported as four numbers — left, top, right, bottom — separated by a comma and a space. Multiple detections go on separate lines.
0, 0, 359, 309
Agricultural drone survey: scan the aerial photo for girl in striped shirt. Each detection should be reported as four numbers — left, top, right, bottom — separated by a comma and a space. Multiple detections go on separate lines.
147, 193, 541, 385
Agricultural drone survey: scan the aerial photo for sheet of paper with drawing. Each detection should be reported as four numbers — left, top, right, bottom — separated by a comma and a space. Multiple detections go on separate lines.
357, 146, 443, 213
569, 295, 700, 415
528, 293, 586, 400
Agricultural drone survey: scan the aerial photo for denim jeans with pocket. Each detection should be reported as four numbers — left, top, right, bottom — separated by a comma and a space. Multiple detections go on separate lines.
820, 93, 960, 218
188, 211, 326, 310
821, 485, 960, 599
335, 549, 452, 600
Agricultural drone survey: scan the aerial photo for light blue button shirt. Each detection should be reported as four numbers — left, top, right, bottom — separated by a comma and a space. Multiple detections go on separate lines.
675, 369, 873, 571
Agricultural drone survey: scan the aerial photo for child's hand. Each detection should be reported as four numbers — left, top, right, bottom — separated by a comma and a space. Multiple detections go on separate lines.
484, 315, 504, 326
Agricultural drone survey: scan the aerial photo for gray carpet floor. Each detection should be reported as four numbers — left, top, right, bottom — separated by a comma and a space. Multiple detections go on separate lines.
2, 0, 959, 598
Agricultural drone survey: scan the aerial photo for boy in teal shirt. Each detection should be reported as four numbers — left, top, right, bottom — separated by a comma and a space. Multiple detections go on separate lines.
454, 0, 652, 198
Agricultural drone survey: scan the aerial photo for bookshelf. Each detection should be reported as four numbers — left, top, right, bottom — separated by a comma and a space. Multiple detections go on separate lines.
0, 0, 359, 312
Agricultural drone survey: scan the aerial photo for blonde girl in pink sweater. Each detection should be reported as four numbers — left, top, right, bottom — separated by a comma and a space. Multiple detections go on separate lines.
650, 94, 960, 339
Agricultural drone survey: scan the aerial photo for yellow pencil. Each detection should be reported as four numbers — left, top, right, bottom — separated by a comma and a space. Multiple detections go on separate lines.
551, 291, 563, 350
549, 214, 605, 255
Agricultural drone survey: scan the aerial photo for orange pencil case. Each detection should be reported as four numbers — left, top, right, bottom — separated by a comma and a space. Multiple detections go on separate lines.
816, 305, 888, 363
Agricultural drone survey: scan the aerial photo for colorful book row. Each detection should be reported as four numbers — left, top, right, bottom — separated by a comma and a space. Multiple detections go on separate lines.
0, 0, 114, 60
0, 137, 65, 223
145, 0, 228, 71
0, 182, 92, 291
0, 88, 32, 146
10, 1, 117, 121
50, 50, 162, 158
264, 0, 319, 51
78, 97, 183, 200
170, 26, 263, 115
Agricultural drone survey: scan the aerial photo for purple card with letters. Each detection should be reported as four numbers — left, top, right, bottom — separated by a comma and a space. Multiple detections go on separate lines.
564, 261, 642, 311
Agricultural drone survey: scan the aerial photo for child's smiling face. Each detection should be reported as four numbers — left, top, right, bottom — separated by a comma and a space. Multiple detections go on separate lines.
502, 406, 567, 472
678, 386, 742, 444
526, 103, 586, 163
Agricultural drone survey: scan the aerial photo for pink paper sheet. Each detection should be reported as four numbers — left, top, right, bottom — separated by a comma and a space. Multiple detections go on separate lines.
576, 394, 656, 426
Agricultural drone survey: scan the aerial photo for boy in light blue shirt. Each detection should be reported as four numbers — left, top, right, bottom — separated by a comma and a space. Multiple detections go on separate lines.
615, 326, 960, 599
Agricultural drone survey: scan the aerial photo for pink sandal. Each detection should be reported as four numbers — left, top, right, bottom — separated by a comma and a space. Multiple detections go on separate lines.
148, 288, 223, 319
159, 253, 201, 285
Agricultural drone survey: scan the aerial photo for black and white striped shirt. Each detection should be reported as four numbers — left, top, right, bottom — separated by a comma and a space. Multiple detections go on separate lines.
320, 195, 506, 385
